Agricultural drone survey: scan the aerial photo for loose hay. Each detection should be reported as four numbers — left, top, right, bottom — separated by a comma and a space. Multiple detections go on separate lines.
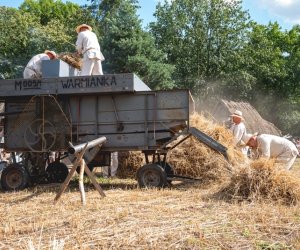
117, 112, 300, 205
168, 137, 227, 182
119, 113, 245, 182
58, 53, 82, 69
220, 158, 300, 205
168, 113, 245, 183
117, 151, 144, 178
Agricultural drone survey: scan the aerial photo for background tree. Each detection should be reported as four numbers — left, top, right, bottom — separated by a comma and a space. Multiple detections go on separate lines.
241, 22, 300, 135
0, 7, 39, 78
90, 0, 175, 89
0, 1, 94, 78
19, 0, 95, 50
150, 0, 250, 97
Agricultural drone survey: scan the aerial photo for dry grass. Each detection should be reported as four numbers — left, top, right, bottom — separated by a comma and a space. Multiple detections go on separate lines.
1, 113, 300, 249
1, 173, 300, 249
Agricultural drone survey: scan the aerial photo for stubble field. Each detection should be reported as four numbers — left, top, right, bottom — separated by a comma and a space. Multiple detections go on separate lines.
0, 159, 300, 249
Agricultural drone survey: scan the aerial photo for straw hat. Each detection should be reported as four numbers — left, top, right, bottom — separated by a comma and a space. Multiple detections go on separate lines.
230, 110, 243, 119
44, 50, 57, 58
76, 24, 92, 33
242, 132, 258, 145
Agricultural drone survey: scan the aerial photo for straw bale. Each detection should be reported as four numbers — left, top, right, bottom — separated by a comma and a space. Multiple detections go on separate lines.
58, 53, 82, 69
220, 158, 300, 205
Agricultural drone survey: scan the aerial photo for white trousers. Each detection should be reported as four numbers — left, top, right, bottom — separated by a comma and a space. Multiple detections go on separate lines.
80, 58, 103, 76
103, 152, 118, 177
277, 155, 298, 170
276, 149, 298, 170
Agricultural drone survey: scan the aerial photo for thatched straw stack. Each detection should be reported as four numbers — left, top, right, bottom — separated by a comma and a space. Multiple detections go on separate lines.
220, 158, 300, 205
58, 53, 82, 69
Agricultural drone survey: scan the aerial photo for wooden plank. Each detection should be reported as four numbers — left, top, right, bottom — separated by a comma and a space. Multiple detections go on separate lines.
0, 73, 151, 97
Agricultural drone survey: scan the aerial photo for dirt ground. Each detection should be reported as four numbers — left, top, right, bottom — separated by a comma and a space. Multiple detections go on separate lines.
0, 159, 300, 249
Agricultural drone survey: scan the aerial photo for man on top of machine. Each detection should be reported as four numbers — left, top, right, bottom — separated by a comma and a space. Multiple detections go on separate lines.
23, 50, 57, 79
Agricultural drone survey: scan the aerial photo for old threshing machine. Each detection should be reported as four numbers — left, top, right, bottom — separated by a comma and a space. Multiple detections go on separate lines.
0, 60, 227, 191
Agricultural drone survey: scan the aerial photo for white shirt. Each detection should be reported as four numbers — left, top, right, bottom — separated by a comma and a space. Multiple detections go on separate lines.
25, 53, 50, 75
230, 122, 246, 146
76, 30, 104, 61
256, 134, 299, 158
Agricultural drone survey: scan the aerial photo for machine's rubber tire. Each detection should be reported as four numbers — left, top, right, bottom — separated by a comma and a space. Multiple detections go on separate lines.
137, 163, 167, 188
46, 162, 69, 183
1, 164, 29, 191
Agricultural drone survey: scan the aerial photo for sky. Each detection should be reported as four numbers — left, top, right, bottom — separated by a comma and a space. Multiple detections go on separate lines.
0, 0, 299, 31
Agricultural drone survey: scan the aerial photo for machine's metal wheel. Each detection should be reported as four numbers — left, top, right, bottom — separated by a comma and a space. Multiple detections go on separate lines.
46, 162, 69, 183
137, 163, 167, 188
0, 164, 29, 191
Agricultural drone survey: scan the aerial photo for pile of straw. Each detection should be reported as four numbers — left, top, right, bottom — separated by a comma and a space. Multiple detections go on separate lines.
118, 113, 245, 182
117, 151, 144, 178
168, 138, 228, 182
58, 53, 82, 69
220, 158, 300, 205
168, 113, 245, 182
117, 113, 300, 205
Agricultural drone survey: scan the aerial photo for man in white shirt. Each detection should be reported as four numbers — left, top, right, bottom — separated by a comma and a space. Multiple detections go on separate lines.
23, 50, 57, 79
75, 24, 104, 76
244, 133, 299, 170
229, 110, 248, 155
230, 110, 247, 146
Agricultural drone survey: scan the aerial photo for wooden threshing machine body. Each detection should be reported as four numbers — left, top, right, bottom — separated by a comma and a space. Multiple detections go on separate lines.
0, 60, 226, 190
0, 73, 192, 153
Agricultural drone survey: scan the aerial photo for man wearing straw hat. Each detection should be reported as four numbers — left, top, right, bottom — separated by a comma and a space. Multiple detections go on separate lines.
229, 110, 248, 154
75, 24, 104, 76
75, 24, 117, 176
23, 50, 57, 79
244, 133, 299, 170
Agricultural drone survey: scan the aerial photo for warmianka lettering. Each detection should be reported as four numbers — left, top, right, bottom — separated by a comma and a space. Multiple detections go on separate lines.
61, 76, 117, 89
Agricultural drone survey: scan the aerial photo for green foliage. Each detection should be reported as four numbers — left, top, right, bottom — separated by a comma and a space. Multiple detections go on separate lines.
242, 22, 300, 135
150, 0, 251, 96
0, 1, 94, 78
243, 22, 288, 95
0, 7, 39, 78
20, 0, 96, 38
98, 0, 174, 89
26, 19, 74, 53
150, 0, 300, 135
89, 0, 123, 21
0, 7, 37, 58
20, 0, 81, 25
